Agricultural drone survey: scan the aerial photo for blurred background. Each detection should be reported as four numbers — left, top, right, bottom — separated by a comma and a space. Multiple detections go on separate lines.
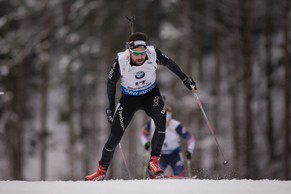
0, 0, 290, 181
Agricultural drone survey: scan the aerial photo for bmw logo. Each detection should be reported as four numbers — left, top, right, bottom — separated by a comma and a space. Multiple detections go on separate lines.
135, 71, 145, 79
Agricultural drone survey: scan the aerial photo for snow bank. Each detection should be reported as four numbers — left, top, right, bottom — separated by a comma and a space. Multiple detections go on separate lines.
0, 179, 290, 194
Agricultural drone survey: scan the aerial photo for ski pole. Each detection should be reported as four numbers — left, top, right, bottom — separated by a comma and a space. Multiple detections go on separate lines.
191, 87, 228, 165
115, 16, 137, 180
186, 159, 192, 177
118, 143, 133, 179
143, 150, 150, 179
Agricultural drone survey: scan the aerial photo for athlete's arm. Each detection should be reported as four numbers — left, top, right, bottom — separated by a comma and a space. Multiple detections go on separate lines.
155, 48, 187, 80
107, 59, 121, 110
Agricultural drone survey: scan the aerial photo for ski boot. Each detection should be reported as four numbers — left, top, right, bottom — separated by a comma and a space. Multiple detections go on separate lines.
148, 156, 164, 179
85, 164, 107, 181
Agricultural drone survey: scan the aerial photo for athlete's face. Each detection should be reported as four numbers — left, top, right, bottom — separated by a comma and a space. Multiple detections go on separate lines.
130, 48, 147, 65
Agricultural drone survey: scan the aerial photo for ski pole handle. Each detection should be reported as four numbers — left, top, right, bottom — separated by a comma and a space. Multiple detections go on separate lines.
191, 85, 197, 92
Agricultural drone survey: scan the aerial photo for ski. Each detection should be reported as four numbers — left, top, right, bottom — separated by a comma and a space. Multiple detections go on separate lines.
83, 176, 197, 181
149, 175, 197, 180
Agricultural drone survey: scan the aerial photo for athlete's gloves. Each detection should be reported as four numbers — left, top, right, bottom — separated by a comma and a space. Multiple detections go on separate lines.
183, 75, 197, 90
144, 142, 150, 151
106, 107, 115, 124
185, 151, 192, 159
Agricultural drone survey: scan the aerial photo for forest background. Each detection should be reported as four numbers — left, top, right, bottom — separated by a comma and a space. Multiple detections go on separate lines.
0, 0, 290, 181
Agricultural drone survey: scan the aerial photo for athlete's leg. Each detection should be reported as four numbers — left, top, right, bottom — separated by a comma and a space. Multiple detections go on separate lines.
169, 152, 185, 176
144, 88, 166, 157
99, 96, 137, 168
159, 154, 169, 171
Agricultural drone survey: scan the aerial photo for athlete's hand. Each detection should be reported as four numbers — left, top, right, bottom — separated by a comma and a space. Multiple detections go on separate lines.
106, 107, 115, 124
144, 142, 150, 151
183, 75, 197, 90
185, 151, 192, 159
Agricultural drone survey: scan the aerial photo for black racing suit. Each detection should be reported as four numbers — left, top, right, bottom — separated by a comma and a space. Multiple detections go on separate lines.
99, 48, 187, 169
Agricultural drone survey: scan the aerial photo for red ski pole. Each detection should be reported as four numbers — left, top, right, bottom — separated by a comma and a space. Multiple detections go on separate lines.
118, 143, 132, 179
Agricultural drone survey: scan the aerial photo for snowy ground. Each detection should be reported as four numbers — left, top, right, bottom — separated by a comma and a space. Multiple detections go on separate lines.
0, 179, 290, 194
